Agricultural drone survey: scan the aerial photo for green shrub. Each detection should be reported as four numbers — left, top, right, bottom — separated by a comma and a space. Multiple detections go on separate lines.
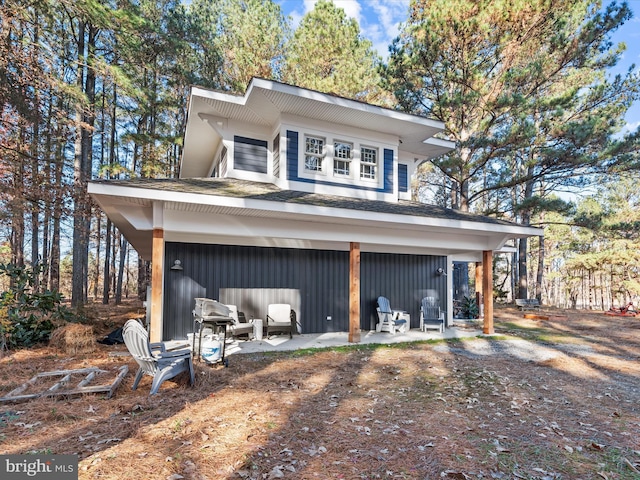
0, 263, 75, 350
460, 295, 480, 319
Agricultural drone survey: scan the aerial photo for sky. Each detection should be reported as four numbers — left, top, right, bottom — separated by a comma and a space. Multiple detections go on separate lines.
278, 0, 640, 135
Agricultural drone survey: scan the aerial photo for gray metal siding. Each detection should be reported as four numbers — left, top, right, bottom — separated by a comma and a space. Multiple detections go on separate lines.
360, 252, 447, 330
234, 136, 268, 173
163, 243, 446, 339
163, 243, 349, 339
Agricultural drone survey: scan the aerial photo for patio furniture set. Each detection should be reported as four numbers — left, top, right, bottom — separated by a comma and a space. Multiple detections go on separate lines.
376, 295, 445, 334
122, 295, 446, 395
192, 298, 294, 342
120, 298, 295, 395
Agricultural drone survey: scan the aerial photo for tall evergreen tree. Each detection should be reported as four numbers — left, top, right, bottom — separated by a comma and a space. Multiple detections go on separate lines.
282, 0, 382, 102
384, 0, 640, 212
188, 0, 288, 92
384, 0, 640, 298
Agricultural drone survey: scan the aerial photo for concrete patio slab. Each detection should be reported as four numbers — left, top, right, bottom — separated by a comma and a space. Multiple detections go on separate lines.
224, 323, 483, 356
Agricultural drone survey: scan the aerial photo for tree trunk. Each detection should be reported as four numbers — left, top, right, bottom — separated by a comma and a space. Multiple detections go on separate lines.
30, 17, 41, 289
41, 93, 53, 289
71, 22, 97, 306
459, 178, 469, 212
102, 82, 118, 304
93, 214, 101, 300
11, 126, 26, 269
588, 269, 593, 310
111, 228, 118, 296
49, 111, 64, 292
138, 257, 150, 301
518, 237, 528, 299
517, 164, 535, 299
71, 21, 86, 306
536, 234, 544, 302
102, 218, 112, 304
115, 237, 127, 305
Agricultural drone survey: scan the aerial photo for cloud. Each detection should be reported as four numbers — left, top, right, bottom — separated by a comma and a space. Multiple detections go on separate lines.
622, 121, 640, 134
280, 0, 410, 58
363, 0, 409, 58
290, 0, 362, 22
368, 0, 408, 33
283, 0, 363, 30
332, 0, 363, 23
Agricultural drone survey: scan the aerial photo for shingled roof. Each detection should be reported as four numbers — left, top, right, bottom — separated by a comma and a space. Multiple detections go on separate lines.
92, 177, 518, 227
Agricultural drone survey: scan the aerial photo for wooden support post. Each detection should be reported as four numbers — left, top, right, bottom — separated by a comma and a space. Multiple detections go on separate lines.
349, 242, 361, 343
475, 262, 483, 317
150, 227, 164, 343
482, 250, 494, 334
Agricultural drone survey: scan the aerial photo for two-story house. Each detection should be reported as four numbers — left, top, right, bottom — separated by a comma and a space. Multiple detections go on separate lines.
89, 78, 542, 342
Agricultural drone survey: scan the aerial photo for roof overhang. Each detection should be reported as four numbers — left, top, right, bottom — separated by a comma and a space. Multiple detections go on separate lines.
181, 78, 455, 178
89, 181, 543, 261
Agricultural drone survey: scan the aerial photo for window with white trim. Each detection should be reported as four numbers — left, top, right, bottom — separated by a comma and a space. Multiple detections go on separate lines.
360, 146, 377, 180
305, 135, 325, 172
333, 141, 352, 176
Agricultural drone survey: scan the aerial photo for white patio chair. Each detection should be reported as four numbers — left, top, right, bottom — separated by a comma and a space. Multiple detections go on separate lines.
122, 319, 195, 395
225, 304, 255, 339
420, 296, 445, 333
376, 296, 407, 334
266, 303, 294, 338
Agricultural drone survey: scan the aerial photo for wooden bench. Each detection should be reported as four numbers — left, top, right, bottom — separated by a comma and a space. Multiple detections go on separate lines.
515, 298, 541, 311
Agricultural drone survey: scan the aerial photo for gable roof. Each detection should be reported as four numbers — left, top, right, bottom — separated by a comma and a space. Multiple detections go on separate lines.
89, 177, 542, 260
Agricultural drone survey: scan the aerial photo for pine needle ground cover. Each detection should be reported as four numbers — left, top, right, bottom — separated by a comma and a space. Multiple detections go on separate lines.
0, 302, 639, 480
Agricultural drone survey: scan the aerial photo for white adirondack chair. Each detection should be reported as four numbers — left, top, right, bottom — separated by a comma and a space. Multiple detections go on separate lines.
376, 296, 407, 334
122, 319, 195, 395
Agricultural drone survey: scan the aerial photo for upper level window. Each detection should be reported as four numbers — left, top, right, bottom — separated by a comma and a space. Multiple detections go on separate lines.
305, 135, 325, 172
333, 141, 352, 176
360, 146, 377, 180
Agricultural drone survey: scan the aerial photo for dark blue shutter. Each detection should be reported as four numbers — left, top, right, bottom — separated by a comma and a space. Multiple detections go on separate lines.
383, 148, 394, 193
398, 164, 408, 193
286, 130, 299, 180
234, 136, 267, 173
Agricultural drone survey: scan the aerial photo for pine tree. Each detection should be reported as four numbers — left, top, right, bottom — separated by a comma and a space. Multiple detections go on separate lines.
188, 0, 288, 92
282, 0, 382, 102
383, 0, 640, 212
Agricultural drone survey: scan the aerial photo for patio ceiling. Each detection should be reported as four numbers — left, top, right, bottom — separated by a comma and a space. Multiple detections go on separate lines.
89, 178, 543, 261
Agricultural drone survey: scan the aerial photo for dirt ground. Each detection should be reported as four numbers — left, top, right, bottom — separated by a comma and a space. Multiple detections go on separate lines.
1, 301, 639, 480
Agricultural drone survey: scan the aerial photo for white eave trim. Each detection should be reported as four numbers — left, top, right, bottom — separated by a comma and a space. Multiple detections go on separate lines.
423, 137, 456, 149
88, 182, 544, 238
190, 79, 446, 131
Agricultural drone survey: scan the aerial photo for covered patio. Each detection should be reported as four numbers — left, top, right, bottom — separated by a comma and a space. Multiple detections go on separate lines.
222, 321, 483, 357
89, 177, 543, 343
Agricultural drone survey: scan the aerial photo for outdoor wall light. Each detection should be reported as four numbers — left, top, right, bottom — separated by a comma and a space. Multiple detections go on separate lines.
435, 267, 446, 276
171, 259, 183, 271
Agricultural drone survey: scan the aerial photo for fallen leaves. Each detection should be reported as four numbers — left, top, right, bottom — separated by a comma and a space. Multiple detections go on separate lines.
623, 457, 640, 473
2, 306, 640, 480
